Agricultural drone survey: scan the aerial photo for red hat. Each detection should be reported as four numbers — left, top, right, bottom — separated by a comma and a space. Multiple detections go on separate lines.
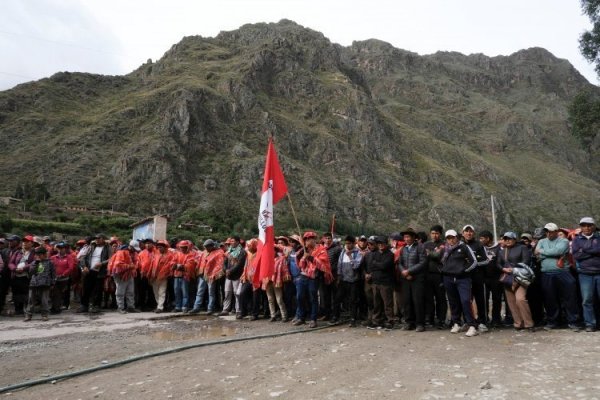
177, 240, 191, 248
303, 231, 317, 240
76, 239, 86, 246
23, 235, 34, 242
156, 240, 170, 248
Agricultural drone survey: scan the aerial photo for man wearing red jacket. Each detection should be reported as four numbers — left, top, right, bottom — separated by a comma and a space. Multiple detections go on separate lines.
293, 231, 332, 328
109, 240, 141, 313
50, 242, 76, 314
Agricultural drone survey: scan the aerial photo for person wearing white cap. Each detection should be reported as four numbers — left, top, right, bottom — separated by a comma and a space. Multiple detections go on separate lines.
497, 231, 534, 331
440, 229, 479, 337
534, 223, 580, 331
572, 217, 600, 332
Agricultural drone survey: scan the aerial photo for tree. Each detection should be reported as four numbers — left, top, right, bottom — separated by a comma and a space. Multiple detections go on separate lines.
568, 90, 600, 146
580, 0, 600, 76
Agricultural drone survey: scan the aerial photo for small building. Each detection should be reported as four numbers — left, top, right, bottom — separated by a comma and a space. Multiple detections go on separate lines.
0, 197, 22, 206
131, 215, 168, 241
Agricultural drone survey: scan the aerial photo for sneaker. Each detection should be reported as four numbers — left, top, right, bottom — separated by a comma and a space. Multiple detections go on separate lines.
218, 311, 229, 316
450, 323, 461, 334
585, 326, 596, 332
415, 325, 425, 332
235, 313, 243, 320
309, 320, 318, 328
568, 324, 581, 332
269, 317, 277, 322
173, 309, 182, 313
128, 308, 141, 313
328, 318, 339, 326
41, 315, 49, 322
249, 315, 259, 321
23, 314, 32, 322
478, 323, 489, 333
366, 322, 380, 330
543, 324, 557, 331
206, 311, 214, 316
281, 316, 290, 323
154, 309, 163, 314
118, 309, 128, 314
292, 319, 305, 326
383, 322, 394, 331
459, 324, 469, 332
465, 326, 479, 337
75, 307, 89, 313
400, 324, 415, 331
187, 308, 201, 315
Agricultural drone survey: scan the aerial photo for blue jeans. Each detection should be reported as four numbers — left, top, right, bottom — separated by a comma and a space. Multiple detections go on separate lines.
578, 273, 600, 328
541, 272, 580, 326
173, 277, 189, 311
294, 276, 318, 321
192, 276, 208, 310
443, 275, 476, 327
207, 280, 219, 312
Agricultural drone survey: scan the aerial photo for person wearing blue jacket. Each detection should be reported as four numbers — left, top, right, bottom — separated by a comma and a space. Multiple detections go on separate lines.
331, 236, 363, 327
572, 217, 600, 332
535, 222, 580, 331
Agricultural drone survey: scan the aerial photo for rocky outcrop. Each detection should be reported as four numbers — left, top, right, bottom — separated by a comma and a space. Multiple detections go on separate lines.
0, 20, 598, 232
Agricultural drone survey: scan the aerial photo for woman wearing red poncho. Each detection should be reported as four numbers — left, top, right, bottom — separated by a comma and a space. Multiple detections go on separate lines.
108, 240, 141, 313
146, 240, 175, 313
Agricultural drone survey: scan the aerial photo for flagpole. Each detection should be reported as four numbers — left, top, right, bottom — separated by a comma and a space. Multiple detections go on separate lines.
286, 192, 303, 239
331, 213, 336, 237
491, 195, 498, 244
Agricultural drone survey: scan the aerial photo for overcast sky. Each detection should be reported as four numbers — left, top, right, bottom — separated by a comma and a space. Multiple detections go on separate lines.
0, 0, 597, 91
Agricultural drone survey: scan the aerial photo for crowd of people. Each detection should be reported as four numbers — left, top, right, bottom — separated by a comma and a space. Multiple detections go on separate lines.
0, 216, 599, 337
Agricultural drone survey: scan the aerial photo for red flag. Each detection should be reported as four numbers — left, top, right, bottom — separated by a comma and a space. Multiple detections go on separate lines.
253, 138, 288, 288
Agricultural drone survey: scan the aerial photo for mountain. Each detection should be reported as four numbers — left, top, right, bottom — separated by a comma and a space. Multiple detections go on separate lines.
1, 19, 598, 235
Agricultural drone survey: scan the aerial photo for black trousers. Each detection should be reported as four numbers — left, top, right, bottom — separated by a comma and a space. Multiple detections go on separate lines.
484, 276, 504, 323
471, 269, 487, 325
425, 272, 447, 324
0, 272, 11, 313
333, 281, 360, 320
81, 270, 103, 309
11, 275, 30, 314
318, 279, 336, 318
402, 275, 426, 326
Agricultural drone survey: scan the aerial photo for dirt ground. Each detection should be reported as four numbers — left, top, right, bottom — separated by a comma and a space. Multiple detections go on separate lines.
1, 311, 600, 400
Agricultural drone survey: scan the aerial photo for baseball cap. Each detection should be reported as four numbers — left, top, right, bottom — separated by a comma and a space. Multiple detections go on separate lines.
543, 223, 559, 232
129, 240, 141, 252
303, 231, 318, 240
462, 225, 475, 232
580, 217, 596, 225
502, 232, 517, 240
445, 229, 458, 238
203, 239, 216, 248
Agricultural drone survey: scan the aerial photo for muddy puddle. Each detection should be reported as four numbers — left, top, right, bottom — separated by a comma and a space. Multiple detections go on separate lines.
152, 325, 238, 341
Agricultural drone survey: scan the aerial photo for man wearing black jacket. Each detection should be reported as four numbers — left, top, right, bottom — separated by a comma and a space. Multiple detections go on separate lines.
78, 234, 112, 313
479, 231, 502, 327
398, 228, 428, 332
462, 225, 490, 332
441, 230, 479, 337
363, 236, 395, 329
424, 225, 447, 329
